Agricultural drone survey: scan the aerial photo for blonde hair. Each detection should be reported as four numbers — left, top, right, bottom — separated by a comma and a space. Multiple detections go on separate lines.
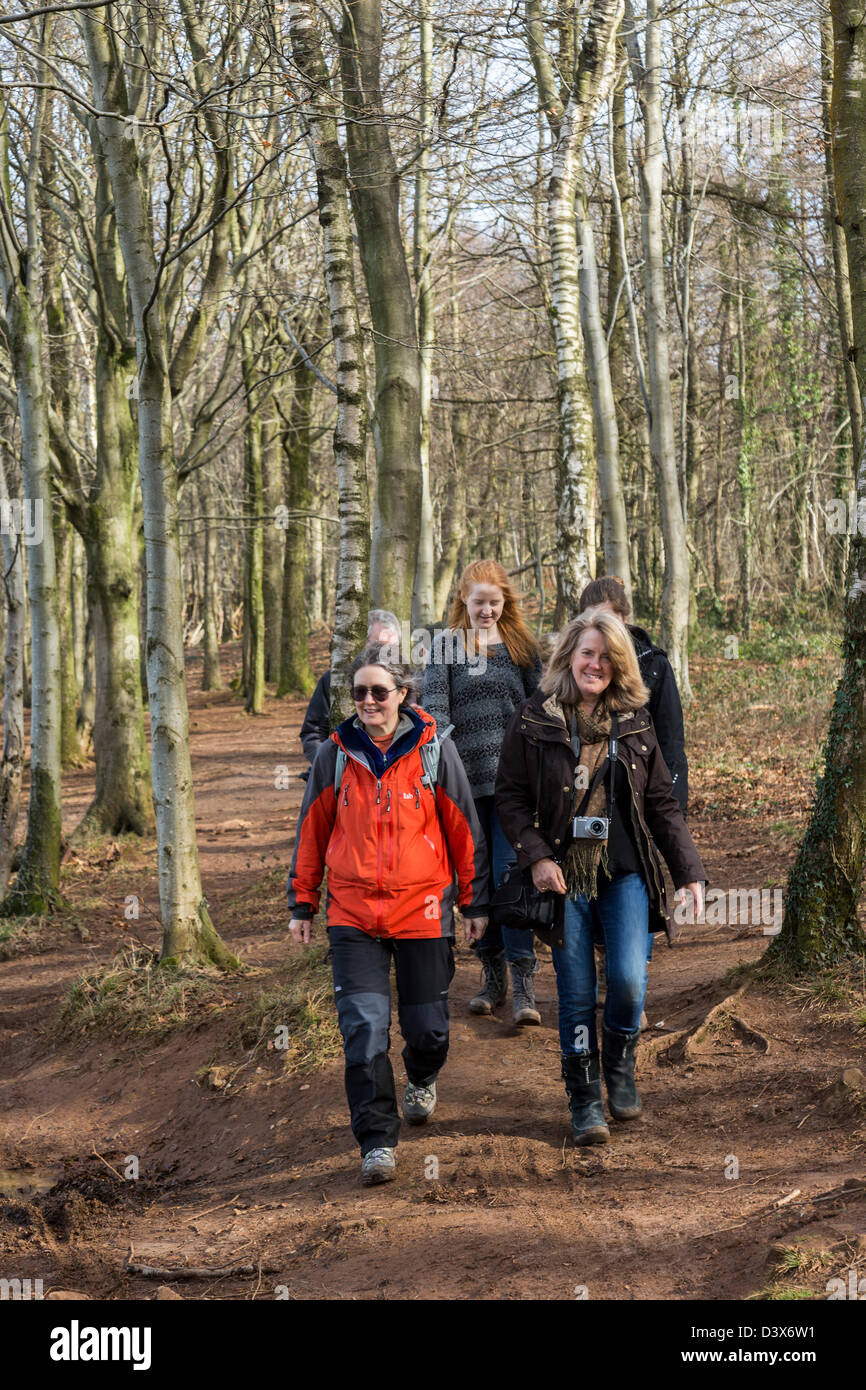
447, 559, 539, 669
540, 608, 649, 712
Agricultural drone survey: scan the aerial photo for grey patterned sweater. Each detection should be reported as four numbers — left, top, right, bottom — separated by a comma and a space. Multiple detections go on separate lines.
422, 631, 542, 798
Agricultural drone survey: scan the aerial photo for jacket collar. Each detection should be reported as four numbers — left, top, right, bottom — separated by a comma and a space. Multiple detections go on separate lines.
629, 623, 668, 664
334, 704, 434, 775
523, 688, 651, 738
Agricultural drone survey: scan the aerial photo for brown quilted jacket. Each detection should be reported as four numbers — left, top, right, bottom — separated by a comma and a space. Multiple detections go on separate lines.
494, 689, 706, 943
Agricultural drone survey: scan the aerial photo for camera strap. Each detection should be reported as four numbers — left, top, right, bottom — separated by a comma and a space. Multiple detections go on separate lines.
570, 710, 619, 820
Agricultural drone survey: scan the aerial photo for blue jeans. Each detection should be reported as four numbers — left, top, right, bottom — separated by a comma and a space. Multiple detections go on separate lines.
552, 872, 648, 1055
473, 795, 536, 963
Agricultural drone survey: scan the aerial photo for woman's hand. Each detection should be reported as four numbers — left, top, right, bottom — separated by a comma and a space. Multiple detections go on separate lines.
531, 858, 567, 894
673, 882, 705, 922
289, 918, 312, 945
464, 916, 488, 943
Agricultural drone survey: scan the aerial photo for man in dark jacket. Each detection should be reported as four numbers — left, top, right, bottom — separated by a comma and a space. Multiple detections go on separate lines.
578, 578, 687, 817
299, 609, 401, 765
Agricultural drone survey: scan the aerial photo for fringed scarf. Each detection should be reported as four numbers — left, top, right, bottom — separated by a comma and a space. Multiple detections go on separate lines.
562, 703, 612, 900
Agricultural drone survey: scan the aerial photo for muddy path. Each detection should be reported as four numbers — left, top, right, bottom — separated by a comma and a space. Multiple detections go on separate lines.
1, 642, 865, 1300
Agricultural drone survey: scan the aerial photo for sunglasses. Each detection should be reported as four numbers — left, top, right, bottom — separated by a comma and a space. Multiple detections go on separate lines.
352, 684, 398, 703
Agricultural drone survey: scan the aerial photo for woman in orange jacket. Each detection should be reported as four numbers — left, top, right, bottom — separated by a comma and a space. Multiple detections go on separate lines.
288, 645, 490, 1186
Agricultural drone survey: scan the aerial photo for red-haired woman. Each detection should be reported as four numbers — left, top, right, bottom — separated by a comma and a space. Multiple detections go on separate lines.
423, 560, 543, 1024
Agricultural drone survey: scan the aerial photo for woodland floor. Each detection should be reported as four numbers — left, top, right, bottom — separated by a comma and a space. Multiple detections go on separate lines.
1, 627, 865, 1301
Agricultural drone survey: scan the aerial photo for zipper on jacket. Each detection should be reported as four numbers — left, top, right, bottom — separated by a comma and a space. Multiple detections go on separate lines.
342, 784, 349, 807
414, 785, 421, 809
387, 786, 396, 873
376, 778, 384, 935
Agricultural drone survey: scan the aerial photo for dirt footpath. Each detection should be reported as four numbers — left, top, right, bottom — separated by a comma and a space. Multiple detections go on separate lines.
1, 647, 865, 1300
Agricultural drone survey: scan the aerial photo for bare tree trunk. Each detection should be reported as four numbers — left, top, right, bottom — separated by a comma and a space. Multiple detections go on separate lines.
607, 60, 652, 602
47, 130, 153, 837
412, 0, 436, 630
576, 174, 631, 603
0, 449, 25, 894
201, 470, 223, 691
732, 237, 753, 636
289, 0, 371, 720
262, 402, 284, 685
525, 0, 624, 620
774, 1, 866, 966
624, 0, 692, 698
278, 350, 316, 697
340, 0, 421, 619
0, 74, 64, 912
822, 16, 861, 473
83, 15, 237, 967
70, 529, 87, 697
307, 503, 324, 630
241, 327, 265, 714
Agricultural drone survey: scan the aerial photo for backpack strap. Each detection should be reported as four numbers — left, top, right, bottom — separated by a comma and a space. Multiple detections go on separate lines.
337, 724, 450, 795
334, 746, 348, 797
419, 724, 451, 791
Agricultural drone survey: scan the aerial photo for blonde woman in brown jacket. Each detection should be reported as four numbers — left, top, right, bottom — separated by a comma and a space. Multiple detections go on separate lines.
495, 610, 705, 1145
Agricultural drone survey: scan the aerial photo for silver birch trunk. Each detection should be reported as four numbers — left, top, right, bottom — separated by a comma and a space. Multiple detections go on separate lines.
289, 0, 370, 720
0, 83, 64, 911
525, 0, 624, 619
0, 447, 25, 894
412, 0, 436, 630
575, 177, 632, 603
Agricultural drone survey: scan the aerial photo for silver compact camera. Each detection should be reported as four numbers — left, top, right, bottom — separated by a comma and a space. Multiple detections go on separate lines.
573, 815, 609, 840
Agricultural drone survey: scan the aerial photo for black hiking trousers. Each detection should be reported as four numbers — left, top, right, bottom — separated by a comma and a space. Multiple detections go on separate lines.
328, 925, 455, 1155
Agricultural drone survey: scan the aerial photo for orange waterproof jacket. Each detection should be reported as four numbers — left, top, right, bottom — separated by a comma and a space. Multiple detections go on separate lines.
286, 705, 490, 938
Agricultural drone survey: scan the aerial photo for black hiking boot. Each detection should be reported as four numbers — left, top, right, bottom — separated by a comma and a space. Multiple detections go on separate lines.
469, 949, 508, 1015
561, 1052, 610, 1146
601, 1024, 642, 1120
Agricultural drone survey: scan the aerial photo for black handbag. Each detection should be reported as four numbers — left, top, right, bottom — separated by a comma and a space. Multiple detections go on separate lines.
491, 865, 565, 940
489, 709, 617, 948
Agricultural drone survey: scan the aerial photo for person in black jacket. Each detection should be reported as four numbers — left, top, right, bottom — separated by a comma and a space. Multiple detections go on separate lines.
578, 577, 687, 818
299, 610, 401, 766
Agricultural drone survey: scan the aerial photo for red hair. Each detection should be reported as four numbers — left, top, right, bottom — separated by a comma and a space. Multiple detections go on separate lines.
447, 559, 539, 670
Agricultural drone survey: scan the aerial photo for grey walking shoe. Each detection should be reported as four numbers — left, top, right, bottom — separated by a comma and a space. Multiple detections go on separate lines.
469, 949, 508, 1015
360, 1146, 397, 1186
510, 956, 541, 1025
402, 1080, 437, 1124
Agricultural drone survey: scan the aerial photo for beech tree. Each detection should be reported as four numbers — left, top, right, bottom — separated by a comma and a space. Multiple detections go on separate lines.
82, 7, 238, 966
0, 44, 64, 912
773, 0, 866, 969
